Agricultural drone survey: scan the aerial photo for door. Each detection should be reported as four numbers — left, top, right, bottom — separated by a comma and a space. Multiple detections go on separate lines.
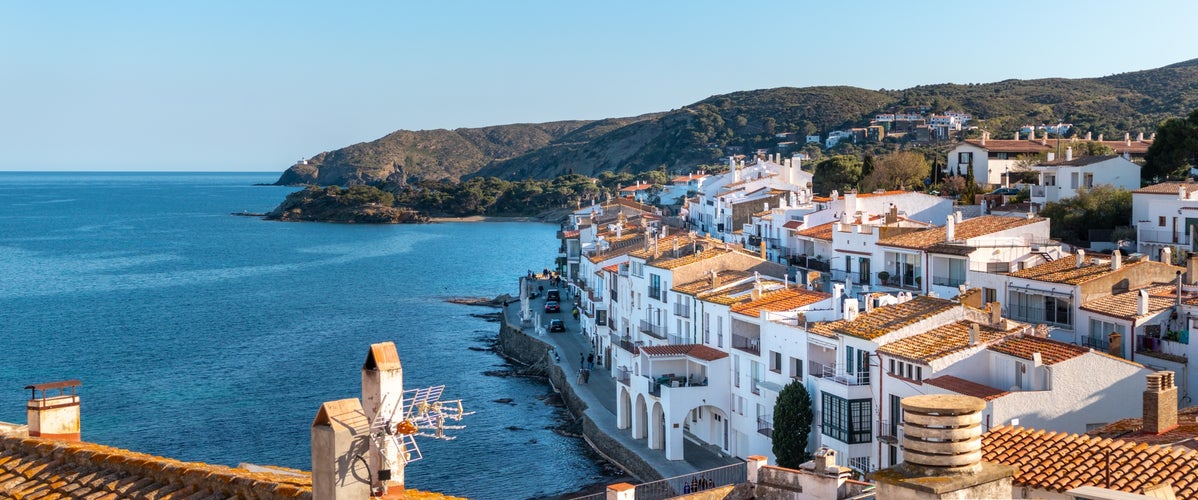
859, 258, 871, 285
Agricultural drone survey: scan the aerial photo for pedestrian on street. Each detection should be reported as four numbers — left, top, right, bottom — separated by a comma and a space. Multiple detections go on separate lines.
587, 353, 595, 370
577, 367, 586, 384
580, 352, 585, 366
582, 368, 590, 384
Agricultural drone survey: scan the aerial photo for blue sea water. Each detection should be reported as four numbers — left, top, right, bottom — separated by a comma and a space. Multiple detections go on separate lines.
0, 172, 604, 499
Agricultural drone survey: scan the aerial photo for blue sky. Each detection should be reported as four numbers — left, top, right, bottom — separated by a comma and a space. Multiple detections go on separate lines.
2, 1, 1196, 172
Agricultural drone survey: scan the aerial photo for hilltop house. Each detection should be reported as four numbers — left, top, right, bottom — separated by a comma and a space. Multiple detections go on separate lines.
1133, 180, 1198, 258
1029, 151, 1141, 206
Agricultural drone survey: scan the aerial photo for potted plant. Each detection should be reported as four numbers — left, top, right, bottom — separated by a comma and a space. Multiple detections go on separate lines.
878, 271, 890, 285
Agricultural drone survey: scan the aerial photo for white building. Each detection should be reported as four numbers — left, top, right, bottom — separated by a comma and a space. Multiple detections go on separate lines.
1133, 180, 1198, 258
946, 132, 1053, 186
1029, 151, 1141, 206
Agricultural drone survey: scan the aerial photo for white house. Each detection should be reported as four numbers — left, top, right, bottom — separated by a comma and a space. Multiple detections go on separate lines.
946, 132, 1053, 186
1029, 151, 1141, 206
1133, 180, 1198, 258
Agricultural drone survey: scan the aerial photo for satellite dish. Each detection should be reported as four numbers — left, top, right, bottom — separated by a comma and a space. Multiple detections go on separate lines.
369, 385, 473, 470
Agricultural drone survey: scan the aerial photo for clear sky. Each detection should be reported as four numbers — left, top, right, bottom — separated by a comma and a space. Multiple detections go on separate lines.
2, 1, 1196, 172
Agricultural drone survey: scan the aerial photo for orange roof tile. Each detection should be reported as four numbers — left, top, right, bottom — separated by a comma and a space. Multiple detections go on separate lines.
620, 183, 654, 192
1008, 258, 1179, 285
1087, 406, 1198, 448
809, 296, 957, 340
650, 247, 737, 270
672, 271, 754, 296
1080, 284, 1180, 320
987, 335, 1089, 365
1135, 181, 1198, 195
982, 425, 1198, 496
879, 216, 1044, 250
796, 221, 835, 241
923, 375, 1010, 401
877, 320, 1020, 363
640, 344, 728, 361
700, 281, 762, 306
781, 220, 803, 230
672, 174, 707, 183
731, 288, 833, 318
602, 263, 620, 273
963, 138, 1054, 153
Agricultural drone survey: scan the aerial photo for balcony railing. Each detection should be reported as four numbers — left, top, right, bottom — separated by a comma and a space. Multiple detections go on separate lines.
667, 334, 691, 346
878, 420, 901, 445
848, 457, 873, 474
731, 334, 761, 355
617, 367, 631, 386
931, 275, 966, 287
1031, 185, 1047, 198
808, 361, 870, 386
674, 302, 691, 317
612, 334, 638, 354
1139, 228, 1186, 245
757, 415, 773, 437
1081, 335, 1110, 351
639, 320, 666, 339
788, 255, 831, 272
751, 377, 762, 395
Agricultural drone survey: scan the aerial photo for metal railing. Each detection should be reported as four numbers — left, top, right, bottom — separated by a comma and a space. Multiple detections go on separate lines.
731, 333, 761, 355
568, 493, 605, 500
612, 334, 638, 354
878, 419, 901, 444
616, 367, 631, 386
808, 361, 870, 386
1031, 185, 1047, 198
667, 334, 691, 346
931, 275, 966, 287
639, 320, 666, 339
757, 415, 773, 437
1081, 335, 1110, 351
674, 302, 691, 317
1138, 228, 1186, 245
633, 462, 747, 500
789, 255, 831, 272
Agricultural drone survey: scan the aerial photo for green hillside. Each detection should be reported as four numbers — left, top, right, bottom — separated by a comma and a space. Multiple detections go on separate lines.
275, 59, 1198, 186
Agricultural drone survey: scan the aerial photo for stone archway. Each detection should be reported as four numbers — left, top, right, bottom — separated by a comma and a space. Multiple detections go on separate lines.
634, 394, 648, 440
618, 386, 632, 430
650, 402, 666, 450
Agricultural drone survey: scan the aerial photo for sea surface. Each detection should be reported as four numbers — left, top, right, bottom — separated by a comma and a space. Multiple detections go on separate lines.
0, 171, 605, 499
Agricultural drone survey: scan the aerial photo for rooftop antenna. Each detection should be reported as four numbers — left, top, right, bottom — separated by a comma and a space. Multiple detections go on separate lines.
368, 386, 473, 489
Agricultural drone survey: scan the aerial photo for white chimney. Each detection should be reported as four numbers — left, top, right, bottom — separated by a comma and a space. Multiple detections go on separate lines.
1014, 131, 1020, 141
946, 214, 956, 241
362, 342, 405, 491
1182, 186, 1188, 200
845, 190, 858, 214
1138, 289, 1149, 316
1085, 131, 1092, 141
969, 323, 979, 346
843, 298, 859, 321
1065, 147, 1073, 161
1137, 131, 1144, 142
955, 211, 963, 223
1162, 246, 1173, 265
831, 190, 839, 201
1112, 249, 1122, 271
1076, 249, 1086, 268
1098, 133, 1104, 142
1047, 152, 1056, 162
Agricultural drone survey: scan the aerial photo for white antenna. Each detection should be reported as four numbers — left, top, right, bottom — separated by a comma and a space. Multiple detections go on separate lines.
369, 385, 473, 470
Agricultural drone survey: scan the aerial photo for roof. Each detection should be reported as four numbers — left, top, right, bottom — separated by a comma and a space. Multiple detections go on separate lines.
982, 425, 1198, 496
781, 220, 803, 230
639, 344, 728, 361
1007, 257, 1168, 285
620, 183, 653, 192
650, 247, 737, 270
879, 216, 1044, 250
602, 263, 620, 273
1086, 406, 1198, 449
0, 434, 313, 499
672, 174, 707, 183
1134, 181, 1198, 195
561, 229, 580, 238
877, 320, 1018, 364
730, 288, 833, 318
796, 221, 835, 241
672, 270, 754, 296
987, 335, 1089, 365
808, 296, 957, 340
700, 281, 763, 306
1039, 155, 1121, 167
962, 138, 1054, 153
1080, 284, 1179, 320
923, 375, 1010, 401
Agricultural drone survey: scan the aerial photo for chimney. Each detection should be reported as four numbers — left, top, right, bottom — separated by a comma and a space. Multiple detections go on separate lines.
1144, 371, 1179, 434
1161, 246, 1173, 265
1125, 132, 1131, 145
843, 298, 859, 321
1112, 249, 1122, 271
969, 323, 979, 346
946, 214, 956, 241
988, 301, 1003, 327
1098, 133, 1104, 142
1014, 131, 1020, 141
981, 131, 987, 146
1047, 152, 1055, 162
760, 238, 767, 260
1188, 253, 1198, 285
1138, 131, 1145, 142
845, 190, 858, 214
1076, 249, 1086, 268
751, 284, 762, 301
1040, 132, 1047, 146
1137, 289, 1150, 316
886, 203, 898, 224
25, 380, 81, 441
362, 342, 405, 491
955, 211, 963, 223
1065, 147, 1073, 161
1109, 332, 1123, 357
312, 398, 371, 500
1085, 131, 1093, 141
813, 447, 837, 473
710, 269, 719, 289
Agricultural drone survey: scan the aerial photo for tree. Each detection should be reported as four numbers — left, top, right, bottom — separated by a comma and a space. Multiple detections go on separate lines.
1038, 185, 1133, 243
1144, 109, 1198, 181
812, 155, 862, 195
772, 380, 814, 469
861, 151, 929, 192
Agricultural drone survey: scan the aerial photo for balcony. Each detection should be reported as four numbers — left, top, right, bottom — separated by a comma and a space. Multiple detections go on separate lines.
667, 334, 691, 346
612, 334, 638, 354
877, 420, 901, 445
731, 334, 761, 355
674, 302, 691, 317
639, 320, 666, 339
931, 275, 966, 287
757, 415, 773, 438
1081, 335, 1109, 351
808, 361, 870, 386
1031, 185, 1046, 198
788, 255, 831, 272
1139, 228, 1186, 245
616, 367, 631, 386
647, 373, 709, 397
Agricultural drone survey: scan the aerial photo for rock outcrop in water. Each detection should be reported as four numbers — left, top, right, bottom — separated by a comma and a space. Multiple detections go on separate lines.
265, 185, 429, 224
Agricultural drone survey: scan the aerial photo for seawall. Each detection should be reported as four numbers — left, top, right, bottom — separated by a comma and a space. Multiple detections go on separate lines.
498, 315, 665, 483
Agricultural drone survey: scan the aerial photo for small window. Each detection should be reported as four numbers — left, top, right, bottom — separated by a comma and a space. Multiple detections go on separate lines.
770, 351, 782, 373
1161, 216, 1167, 227
889, 359, 895, 374
916, 366, 923, 381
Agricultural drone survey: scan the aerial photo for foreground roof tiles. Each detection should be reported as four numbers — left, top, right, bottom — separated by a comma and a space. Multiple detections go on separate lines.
796, 221, 835, 241
1135, 181, 1198, 195
1080, 284, 1179, 320
809, 296, 957, 340
879, 215, 1043, 250
877, 320, 1017, 363
982, 425, 1198, 496
730, 288, 832, 318
640, 344, 728, 361
987, 335, 1089, 365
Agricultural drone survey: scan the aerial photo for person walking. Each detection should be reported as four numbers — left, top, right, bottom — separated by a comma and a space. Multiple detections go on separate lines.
580, 352, 585, 366
587, 353, 595, 370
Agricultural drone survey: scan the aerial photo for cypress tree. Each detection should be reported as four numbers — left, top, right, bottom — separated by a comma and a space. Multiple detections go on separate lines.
772, 380, 814, 469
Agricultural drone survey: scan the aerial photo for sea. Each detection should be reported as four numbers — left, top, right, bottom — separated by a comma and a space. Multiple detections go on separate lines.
0, 171, 608, 499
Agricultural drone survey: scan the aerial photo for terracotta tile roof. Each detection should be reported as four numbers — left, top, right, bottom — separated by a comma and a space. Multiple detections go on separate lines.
796, 221, 835, 241
731, 288, 833, 318
855, 190, 910, 198
561, 229, 580, 238
1086, 406, 1198, 448
1080, 284, 1180, 320
603, 264, 620, 273
650, 247, 737, 270
629, 234, 699, 261
620, 183, 653, 192
700, 281, 761, 306
879, 216, 1044, 250
781, 220, 803, 230
963, 138, 1054, 153
0, 434, 314, 499
1008, 257, 1178, 285
1039, 155, 1119, 167
1135, 181, 1198, 195
987, 335, 1088, 365
672, 271, 753, 296
982, 425, 1198, 497
876, 320, 1019, 363
808, 296, 957, 340
1096, 139, 1152, 155
672, 174, 707, 183
923, 375, 1009, 401
640, 344, 729, 361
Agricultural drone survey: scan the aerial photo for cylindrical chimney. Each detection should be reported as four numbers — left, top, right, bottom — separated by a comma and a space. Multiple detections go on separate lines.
900, 395, 986, 474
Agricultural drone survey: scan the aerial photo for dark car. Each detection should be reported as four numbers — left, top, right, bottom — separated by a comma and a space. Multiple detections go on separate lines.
546, 289, 561, 301
990, 187, 1021, 196
545, 301, 561, 313
549, 319, 565, 332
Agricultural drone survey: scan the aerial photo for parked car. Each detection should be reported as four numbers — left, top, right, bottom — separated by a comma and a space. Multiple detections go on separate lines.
545, 301, 561, 313
549, 319, 565, 332
990, 187, 1021, 196
546, 289, 561, 301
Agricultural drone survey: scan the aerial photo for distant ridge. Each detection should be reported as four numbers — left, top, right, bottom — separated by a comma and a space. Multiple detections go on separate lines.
276, 59, 1198, 186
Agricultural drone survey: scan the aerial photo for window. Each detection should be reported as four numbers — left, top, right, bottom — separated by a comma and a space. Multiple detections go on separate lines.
596, 310, 607, 326
1070, 172, 1079, 189
1161, 216, 1167, 227
986, 262, 1010, 273
717, 320, 724, 348
770, 351, 782, 373
958, 152, 973, 165
932, 257, 966, 287
631, 262, 644, 277
733, 355, 740, 387
983, 287, 997, 304
648, 273, 662, 301
1084, 173, 1094, 188
1008, 290, 1072, 328
790, 357, 803, 379
821, 392, 872, 444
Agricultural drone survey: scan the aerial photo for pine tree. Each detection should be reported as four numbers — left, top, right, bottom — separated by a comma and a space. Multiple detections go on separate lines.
772, 380, 814, 469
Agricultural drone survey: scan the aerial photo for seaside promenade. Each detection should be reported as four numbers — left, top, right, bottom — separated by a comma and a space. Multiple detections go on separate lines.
501, 280, 741, 484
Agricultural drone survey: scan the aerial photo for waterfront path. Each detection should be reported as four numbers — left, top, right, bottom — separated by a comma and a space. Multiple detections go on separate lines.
502, 282, 741, 481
